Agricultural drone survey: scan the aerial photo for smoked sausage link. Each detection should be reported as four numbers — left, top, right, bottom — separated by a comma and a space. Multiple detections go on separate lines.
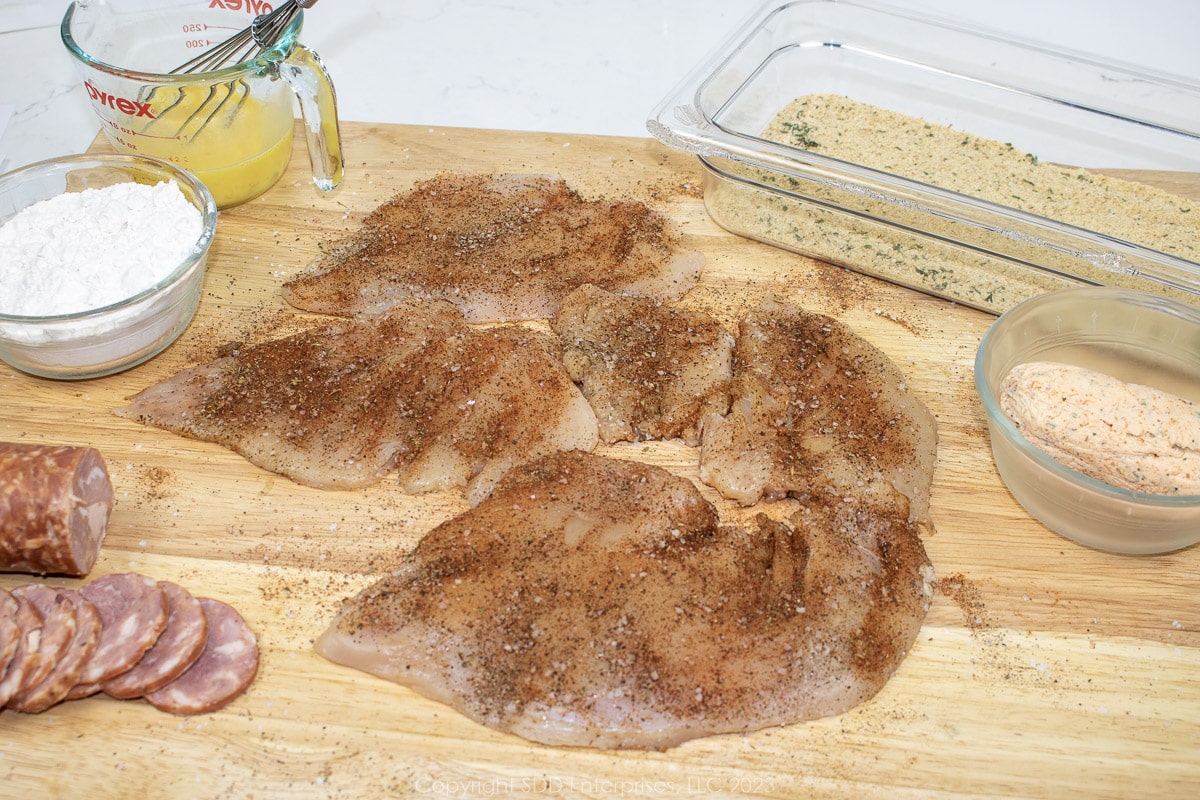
0, 443, 112, 576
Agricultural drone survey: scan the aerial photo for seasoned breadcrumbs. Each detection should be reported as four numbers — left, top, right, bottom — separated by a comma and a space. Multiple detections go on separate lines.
706, 94, 1199, 312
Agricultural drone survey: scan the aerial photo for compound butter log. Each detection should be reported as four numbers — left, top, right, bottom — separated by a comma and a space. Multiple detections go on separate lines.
0, 443, 112, 576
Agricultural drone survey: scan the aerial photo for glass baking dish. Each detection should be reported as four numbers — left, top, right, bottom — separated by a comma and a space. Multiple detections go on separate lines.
647, 0, 1200, 313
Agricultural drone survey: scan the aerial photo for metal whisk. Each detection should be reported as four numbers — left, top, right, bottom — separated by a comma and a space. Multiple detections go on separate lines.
169, 0, 318, 76
142, 0, 318, 139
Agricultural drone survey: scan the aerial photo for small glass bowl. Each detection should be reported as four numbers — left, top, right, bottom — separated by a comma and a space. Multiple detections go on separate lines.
975, 287, 1200, 554
0, 154, 217, 380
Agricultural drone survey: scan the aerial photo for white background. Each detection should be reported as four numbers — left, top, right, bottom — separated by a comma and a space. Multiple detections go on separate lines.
1, 0, 1198, 170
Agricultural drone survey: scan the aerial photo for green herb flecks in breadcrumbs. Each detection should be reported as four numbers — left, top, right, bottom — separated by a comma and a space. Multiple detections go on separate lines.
779, 121, 819, 149
707, 94, 1200, 312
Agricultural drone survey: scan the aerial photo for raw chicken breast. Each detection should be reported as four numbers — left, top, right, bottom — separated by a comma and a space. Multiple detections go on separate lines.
281, 173, 704, 323
699, 296, 938, 522
114, 300, 597, 500
552, 284, 733, 445
316, 450, 933, 750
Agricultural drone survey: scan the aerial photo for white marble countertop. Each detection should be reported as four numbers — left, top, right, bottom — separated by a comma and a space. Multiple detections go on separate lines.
1, 0, 1198, 173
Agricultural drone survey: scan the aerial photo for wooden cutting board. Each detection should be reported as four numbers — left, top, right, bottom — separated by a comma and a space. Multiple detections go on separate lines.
1, 122, 1197, 799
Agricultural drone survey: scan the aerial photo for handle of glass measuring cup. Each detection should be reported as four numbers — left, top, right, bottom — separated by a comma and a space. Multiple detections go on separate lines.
276, 44, 344, 192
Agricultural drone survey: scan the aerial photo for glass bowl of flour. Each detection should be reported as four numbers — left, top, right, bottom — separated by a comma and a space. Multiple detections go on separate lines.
0, 153, 216, 379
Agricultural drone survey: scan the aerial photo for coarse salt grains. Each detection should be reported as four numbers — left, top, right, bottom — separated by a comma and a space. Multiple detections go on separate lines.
0, 180, 203, 316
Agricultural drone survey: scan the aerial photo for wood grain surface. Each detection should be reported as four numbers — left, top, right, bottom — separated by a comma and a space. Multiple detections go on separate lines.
1, 122, 1197, 799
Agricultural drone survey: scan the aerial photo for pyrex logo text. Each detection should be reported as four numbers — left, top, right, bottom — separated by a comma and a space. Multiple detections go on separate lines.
84, 80, 155, 119
209, 0, 275, 14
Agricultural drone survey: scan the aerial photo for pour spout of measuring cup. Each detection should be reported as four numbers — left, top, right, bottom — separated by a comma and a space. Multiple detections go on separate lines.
62, 0, 344, 205
275, 44, 344, 193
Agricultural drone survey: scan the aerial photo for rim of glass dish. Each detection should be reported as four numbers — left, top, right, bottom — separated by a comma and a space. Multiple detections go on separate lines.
60, 2, 303, 84
0, 154, 218, 325
974, 287, 1200, 507
648, 1, 1200, 303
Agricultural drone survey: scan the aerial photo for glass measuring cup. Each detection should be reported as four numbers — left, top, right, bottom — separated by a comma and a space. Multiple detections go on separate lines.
61, 0, 343, 208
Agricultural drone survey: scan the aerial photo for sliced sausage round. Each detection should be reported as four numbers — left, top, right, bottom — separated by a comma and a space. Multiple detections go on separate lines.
10, 588, 101, 714
7, 584, 76, 701
0, 617, 19, 677
144, 598, 258, 715
70, 573, 168, 698
0, 593, 43, 706
0, 587, 20, 676
102, 581, 207, 700
0, 443, 112, 577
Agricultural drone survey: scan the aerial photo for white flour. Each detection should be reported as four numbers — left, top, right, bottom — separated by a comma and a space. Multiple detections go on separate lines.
0, 180, 203, 316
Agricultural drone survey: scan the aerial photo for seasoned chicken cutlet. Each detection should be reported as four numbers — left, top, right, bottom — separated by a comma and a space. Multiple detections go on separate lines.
280, 173, 704, 323
114, 300, 598, 500
699, 296, 938, 522
552, 284, 733, 445
316, 450, 933, 750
